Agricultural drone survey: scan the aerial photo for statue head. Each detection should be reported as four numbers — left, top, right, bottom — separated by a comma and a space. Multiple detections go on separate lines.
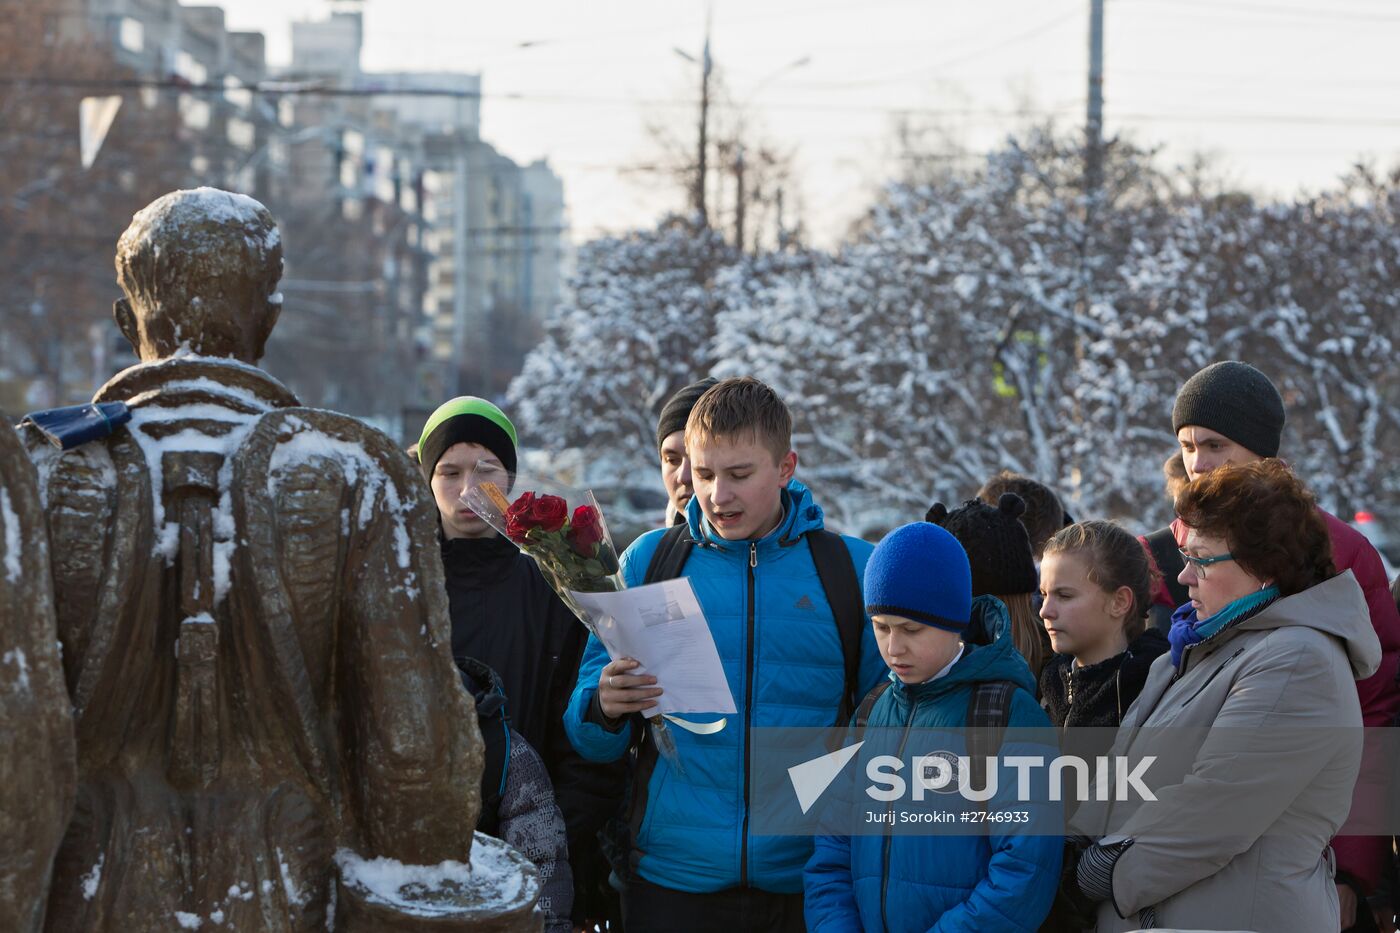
114, 188, 284, 364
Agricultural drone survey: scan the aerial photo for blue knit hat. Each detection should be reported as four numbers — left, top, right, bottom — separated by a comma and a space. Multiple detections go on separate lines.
864, 522, 973, 633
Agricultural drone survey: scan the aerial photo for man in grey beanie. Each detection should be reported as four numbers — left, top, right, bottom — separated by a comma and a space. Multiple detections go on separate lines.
1145, 360, 1400, 933
1171, 360, 1287, 474
655, 376, 718, 524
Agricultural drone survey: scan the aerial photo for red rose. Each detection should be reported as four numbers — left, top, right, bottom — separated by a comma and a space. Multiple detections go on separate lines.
566, 505, 606, 557
504, 492, 569, 542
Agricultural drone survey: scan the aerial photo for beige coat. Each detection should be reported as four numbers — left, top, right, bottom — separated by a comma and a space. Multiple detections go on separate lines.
1083, 571, 1381, 933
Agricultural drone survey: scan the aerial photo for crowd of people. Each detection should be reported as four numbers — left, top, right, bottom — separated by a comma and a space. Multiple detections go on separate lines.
415, 361, 1400, 933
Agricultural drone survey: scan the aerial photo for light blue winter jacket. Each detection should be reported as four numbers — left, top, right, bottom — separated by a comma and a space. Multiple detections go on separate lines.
563, 480, 885, 894
804, 597, 1063, 932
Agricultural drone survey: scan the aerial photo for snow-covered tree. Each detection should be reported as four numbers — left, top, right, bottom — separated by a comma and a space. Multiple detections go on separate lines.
508, 215, 737, 480
1122, 173, 1400, 519
716, 131, 1186, 529
513, 132, 1400, 535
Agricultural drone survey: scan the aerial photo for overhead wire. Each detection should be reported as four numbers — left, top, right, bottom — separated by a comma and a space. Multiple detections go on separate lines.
7, 75, 1399, 131
1122, 0, 1400, 23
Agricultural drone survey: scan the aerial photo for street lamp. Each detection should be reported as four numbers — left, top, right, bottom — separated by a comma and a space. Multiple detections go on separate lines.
737, 55, 811, 110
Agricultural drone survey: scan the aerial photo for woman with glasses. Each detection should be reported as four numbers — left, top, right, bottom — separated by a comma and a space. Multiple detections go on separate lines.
1066, 458, 1382, 933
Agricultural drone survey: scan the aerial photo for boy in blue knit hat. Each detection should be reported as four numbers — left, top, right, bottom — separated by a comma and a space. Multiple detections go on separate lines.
804, 522, 1062, 933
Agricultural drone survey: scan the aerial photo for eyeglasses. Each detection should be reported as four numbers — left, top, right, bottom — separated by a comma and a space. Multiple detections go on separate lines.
1179, 548, 1235, 581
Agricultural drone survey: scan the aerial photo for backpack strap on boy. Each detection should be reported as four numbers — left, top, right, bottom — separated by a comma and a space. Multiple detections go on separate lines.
966, 680, 1017, 807
1144, 526, 1189, 608
805, 529, 865, 725
643, 523, 693, 585
852, 680, 892, 728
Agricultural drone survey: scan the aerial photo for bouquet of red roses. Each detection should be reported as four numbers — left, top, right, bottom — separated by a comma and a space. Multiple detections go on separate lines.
462, 465, 688, 767
460, 469, 623, 633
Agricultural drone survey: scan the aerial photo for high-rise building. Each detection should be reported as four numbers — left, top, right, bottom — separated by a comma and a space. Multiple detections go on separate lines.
284, 4, 567, 412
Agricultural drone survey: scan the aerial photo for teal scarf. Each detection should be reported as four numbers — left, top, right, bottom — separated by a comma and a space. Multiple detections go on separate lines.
1169, 584, 1280, 667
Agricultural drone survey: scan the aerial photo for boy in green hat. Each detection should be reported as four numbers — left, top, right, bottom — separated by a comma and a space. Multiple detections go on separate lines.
418, 396, 625, 929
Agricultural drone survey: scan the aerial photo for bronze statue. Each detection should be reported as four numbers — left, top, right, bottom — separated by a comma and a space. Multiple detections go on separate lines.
20, 188, 540, 931
0, 418, 76, 933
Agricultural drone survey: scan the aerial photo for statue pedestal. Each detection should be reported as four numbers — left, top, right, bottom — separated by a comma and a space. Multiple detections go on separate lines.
334, 834, 542, 932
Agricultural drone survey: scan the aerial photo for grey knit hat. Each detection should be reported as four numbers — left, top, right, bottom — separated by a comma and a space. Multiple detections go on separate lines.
1171, 361, 1286, 458
655, 377, 718, 452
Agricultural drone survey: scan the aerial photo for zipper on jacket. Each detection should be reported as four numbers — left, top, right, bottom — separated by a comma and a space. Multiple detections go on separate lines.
881, 695, 921, 933
1177, 647, 1246, 709
739, 541, 758, 887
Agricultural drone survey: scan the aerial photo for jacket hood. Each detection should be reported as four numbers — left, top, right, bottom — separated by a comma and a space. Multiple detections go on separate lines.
896, 595, 1037, 701
1235, 570, 1381, 680
683, 478, 824, 550
454, 656, 508, 716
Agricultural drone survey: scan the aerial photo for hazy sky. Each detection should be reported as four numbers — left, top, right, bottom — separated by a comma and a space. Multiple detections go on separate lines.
220, 0, 1400, 245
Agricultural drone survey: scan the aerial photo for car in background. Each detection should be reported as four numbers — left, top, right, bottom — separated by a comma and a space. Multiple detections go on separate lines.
1352, 511, 1398, 581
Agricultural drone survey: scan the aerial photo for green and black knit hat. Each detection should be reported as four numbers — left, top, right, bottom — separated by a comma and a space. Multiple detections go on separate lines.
417, 397, 518, 480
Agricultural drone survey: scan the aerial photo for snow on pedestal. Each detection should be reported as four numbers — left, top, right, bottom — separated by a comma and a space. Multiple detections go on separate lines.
334, 833, 541, 931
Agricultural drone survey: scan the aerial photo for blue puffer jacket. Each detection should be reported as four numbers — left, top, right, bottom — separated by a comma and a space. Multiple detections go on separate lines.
563, 480, 886, 894
805, 597, 1062, 932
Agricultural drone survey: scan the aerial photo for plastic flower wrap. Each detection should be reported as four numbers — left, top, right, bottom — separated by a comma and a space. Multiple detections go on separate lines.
461, 463, 683, 766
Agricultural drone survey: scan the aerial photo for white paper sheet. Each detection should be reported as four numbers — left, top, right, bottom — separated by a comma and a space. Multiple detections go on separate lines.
569, 578, 737, 716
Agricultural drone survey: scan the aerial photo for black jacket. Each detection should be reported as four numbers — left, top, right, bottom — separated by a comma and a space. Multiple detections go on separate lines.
441, 534, 625, 922
442, 534, 583, 753
1039, 627, 1169, 729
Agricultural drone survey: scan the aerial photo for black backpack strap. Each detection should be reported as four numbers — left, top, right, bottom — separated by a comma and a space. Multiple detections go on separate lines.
643, 522, 694, 584
1144, 526, 1189, 608
853, 680, 892, 728
966, 680, 1017, 809
806, 529, 865, 725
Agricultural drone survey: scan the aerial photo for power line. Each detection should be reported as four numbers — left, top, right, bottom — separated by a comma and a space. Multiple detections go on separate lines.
8, 76, 1400, 147
7, 74, 1400, 129
1125, 0, 1400, 23
786, 6, 1082, 91
0, 75, 484, 98
1113, 110, 1400, 128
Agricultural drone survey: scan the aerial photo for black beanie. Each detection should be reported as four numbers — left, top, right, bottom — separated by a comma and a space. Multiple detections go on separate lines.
417, 396, 518, 481
655, 377, 719, 451
925, 494, 1038, 597
1171, 361, 1285, 458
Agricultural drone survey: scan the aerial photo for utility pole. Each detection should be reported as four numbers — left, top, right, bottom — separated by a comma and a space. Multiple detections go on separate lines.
1071, 0, 1106, 504
733, 143, 745, 251
1085, 0, 1105, 197
696, 25, 712, 226
674, 6, 714, 227
774, 185, 786, 250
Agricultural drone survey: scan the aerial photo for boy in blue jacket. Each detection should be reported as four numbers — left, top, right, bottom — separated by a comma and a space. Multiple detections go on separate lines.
804, 522, 1062, 932
563, 377, 886, 932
